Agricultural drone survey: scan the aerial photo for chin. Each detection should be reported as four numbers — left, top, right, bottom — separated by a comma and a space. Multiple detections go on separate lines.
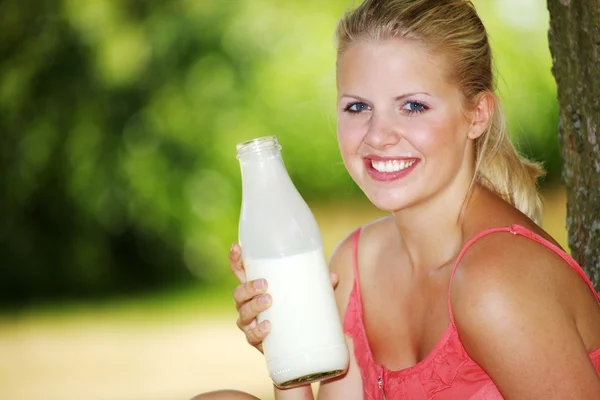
363, 190, 411, 213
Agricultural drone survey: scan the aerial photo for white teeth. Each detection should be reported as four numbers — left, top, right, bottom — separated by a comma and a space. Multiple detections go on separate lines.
371, 159, 416, 173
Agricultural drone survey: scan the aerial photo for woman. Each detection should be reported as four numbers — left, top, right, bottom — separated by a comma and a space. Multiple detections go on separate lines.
196, 0, 600, 398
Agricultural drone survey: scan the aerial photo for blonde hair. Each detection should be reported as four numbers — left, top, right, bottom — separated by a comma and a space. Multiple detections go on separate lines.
335, 0, 545, 223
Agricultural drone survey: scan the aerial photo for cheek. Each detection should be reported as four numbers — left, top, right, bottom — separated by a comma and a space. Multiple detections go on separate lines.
409, 116, 465, 154
337, 117, 363, 154
403, 120, 445, 154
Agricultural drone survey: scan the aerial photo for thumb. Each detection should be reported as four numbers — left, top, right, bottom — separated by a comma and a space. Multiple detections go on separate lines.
330, 272, 339, 289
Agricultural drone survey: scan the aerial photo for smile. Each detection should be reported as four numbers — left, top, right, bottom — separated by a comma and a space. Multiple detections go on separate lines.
371, 159, 416, 173
363, 156, 419, 182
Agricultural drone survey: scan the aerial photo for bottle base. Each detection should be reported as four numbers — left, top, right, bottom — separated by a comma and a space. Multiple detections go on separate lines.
268, 343, 349, 389
275, 369, 345, 389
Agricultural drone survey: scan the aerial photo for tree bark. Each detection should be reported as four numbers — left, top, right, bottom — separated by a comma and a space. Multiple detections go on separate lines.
547, 0, 600, 292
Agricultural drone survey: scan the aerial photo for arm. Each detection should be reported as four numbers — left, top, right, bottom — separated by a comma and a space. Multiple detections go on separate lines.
269, 232, 362, 400
317, 336, 363, 399
230, 245, 320, 400
451, 234, 600, 399
316, 231, 363, 399
274, 339, 363, 400
274, 339, 362, 400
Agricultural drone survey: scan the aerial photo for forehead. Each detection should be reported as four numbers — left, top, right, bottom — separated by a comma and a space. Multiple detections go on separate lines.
336, 39, 452, 95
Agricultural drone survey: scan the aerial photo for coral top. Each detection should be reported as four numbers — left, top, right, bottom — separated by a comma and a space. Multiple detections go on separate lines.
343, 224, 600, 399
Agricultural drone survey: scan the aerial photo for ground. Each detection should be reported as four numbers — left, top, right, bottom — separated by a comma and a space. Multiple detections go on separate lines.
0, 312, 276, 400
0, 189, 567, 400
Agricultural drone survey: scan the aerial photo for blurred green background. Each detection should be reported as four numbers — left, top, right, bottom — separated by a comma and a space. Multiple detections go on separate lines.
0, 0, 567, 399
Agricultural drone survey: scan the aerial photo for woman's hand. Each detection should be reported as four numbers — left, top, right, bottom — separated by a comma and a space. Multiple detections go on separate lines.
230, 243, 270, 353
229, 243, 340, 354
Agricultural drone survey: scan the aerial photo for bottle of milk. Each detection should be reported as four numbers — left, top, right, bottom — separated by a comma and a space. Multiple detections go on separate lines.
236, 136, 349, 389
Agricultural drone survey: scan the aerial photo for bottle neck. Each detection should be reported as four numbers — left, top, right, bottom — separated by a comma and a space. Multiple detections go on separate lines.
238, 149, 282, 164
236, 137, 323, 258
237, 136, 288, 189
238, 151, 289, 193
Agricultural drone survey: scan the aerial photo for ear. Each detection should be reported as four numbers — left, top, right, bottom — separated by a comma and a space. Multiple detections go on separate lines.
467, 92, 494, 140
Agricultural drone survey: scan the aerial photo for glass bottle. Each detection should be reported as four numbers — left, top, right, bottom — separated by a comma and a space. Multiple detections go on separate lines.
236, 136, 349, 388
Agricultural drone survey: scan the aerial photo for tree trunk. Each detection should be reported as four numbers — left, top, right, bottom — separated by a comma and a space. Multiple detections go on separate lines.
547, 0, 600, 292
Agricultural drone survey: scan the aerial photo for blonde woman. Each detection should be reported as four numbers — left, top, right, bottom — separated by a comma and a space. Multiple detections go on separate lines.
196, 0, 600, 398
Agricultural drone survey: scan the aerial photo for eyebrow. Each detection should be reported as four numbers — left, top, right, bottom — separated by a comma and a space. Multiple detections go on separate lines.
339, 92, 432, 102
395, 92, 431, 101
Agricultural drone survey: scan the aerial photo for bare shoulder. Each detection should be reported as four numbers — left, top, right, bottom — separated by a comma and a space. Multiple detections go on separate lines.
352, 214, 397, 261
329, 230, 356, 277
317, 228, 369, 399
450, 229, 600, 398
329, 215, 394, 312
329, 215, 394, 273
451, 228, 590, 322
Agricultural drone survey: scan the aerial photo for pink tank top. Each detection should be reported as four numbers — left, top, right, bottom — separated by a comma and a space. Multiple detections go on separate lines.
343, 224, 600, 399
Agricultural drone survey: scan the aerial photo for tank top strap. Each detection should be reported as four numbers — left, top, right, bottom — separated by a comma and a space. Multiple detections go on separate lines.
447, 224, 600, 326
352, 227, 362, 294
345, 226, 366, 324
508, 224, 600, 304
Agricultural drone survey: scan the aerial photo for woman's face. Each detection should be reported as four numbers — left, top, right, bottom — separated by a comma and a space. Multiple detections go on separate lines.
336, 39, 476, 212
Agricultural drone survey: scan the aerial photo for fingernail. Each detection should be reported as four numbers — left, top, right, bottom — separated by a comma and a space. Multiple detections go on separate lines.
253, 279, 265, 289
230, 243, 236, 252
259, 320, 270, 331
258, 294, 271, 305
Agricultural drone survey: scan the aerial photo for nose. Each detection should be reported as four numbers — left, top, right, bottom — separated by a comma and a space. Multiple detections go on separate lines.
364, 109, 402, 149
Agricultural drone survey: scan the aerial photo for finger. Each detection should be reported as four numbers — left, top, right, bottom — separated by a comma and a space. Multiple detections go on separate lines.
233, 280, 268, 309
245, 320, 270, 348
239, 293, 271, 325
330, 272, 339, 289
236, 314, 253, 331
229, 243, 246, 283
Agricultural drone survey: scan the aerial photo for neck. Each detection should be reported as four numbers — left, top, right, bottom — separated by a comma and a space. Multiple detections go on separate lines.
392, 180, 478, 273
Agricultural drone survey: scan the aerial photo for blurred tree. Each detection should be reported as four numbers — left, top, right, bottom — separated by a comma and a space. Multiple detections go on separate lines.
547, 0, 600, 291
0, 0, 249, 304
0, 0, 567, 305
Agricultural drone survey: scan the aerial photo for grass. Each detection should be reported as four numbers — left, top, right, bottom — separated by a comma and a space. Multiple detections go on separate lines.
0, 282, 236, 330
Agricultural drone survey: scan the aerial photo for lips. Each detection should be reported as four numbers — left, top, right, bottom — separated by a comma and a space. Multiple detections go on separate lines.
363, 155, 419, 182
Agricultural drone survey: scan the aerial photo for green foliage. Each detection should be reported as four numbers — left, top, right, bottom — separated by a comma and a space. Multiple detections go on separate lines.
0, 0, 561, 304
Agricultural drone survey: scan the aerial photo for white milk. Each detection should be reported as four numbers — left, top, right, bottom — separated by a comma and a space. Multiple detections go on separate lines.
244, 248, 349, 388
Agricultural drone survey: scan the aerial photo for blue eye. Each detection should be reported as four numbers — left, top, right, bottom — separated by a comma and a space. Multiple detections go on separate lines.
402, 101, 427, 114
344, 102, 370, 114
